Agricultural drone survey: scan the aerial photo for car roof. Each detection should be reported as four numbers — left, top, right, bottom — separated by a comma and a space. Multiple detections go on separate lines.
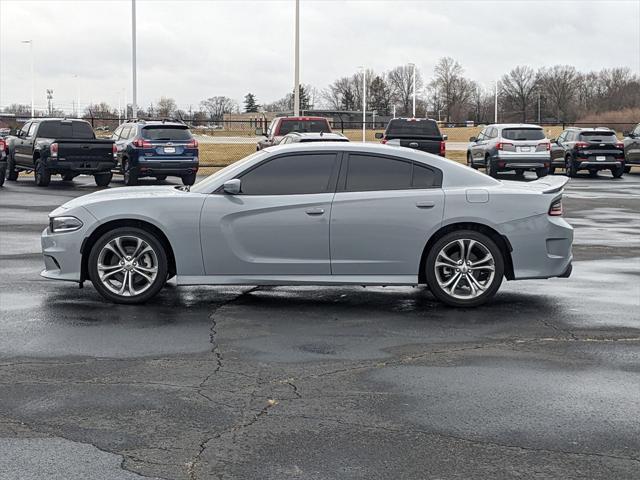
488, 123, 543, 129
277, 116, 328, 121
284, 132, 345, 139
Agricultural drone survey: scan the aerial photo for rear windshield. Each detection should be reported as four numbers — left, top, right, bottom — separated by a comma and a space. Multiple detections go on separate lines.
278, 120, 331, 135
386, 119, 440, 137
580, 131, 617, 142
299, 138, 349, 143
141, 126, 192, 141
501, 128, 545, 141
37, 121, 94, 139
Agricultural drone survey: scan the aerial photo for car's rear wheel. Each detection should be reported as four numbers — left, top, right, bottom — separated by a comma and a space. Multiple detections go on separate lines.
62, 172, 76, 181
34, 158, 51, 187
486, 157, 498, 178
611, 165, 624, 178
566, 156, 577, 178
425, 230, 504, 307
156, 175, 167, 182
6, 153, 18, 181
88, 227, 168, 304
514, 169, 524, 178
94, 172, 113, 187
549, 166, 556, 175
182, 172, 197, 186
0, 166, 5, 187
123, 159, 138, 186
624, 166, 631, 174
588, 169, 598, 178
536, 167, 549, 178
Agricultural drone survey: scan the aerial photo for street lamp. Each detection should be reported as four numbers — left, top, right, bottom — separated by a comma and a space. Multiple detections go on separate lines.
72, 74, 80, 117
359, 66, 366, 142
293, 0, 300, 116
131, 0, 138, 118
409, 63, 416, 118
21, 40, 34, 117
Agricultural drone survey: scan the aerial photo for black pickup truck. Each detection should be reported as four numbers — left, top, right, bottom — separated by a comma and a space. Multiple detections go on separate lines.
376, 118, 447, 157
5, 118, 116, 187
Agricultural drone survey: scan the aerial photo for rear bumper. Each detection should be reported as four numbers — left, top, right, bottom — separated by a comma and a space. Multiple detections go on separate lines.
135, 157, 199, 176
575, 160, 623, 169
46, 159, 116, 173
493, 152, 550, 169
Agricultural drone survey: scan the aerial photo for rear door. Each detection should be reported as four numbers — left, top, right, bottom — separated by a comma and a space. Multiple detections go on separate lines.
200, 152, 340, 276
330, 153, 444, 276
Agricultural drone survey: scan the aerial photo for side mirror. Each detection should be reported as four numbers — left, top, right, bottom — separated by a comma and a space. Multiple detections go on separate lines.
374, 132, 383, 139
255, 128, 265, 136
442, 134, 448, 141
223, 178, 241, 195
469, 136, 477, 142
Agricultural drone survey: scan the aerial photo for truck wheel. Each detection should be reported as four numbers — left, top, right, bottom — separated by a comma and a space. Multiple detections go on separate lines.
123, 159, 138, 186
182, 172, 197, 186
34, 159, 51, 187
0, 166, 5, 187
611, 166, 624, 178
62, 172, 76, 181
94, 172, 113, 187
6, 153, 18, 181
88, 227, 168, 304
536, 167, 549, 178
425, 230, 504, 307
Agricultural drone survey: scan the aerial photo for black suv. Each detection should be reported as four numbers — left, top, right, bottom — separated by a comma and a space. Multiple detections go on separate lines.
550, 127, 625, 178
112, 120, 199, 186
623, 123, 640, 173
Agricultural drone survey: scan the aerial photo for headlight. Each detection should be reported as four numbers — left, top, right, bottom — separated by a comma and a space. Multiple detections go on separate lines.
49, 216, 83, 233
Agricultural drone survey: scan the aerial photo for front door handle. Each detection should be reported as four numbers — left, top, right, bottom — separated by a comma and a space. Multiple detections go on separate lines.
305, 208, 325, 216
416, 201, 435, 209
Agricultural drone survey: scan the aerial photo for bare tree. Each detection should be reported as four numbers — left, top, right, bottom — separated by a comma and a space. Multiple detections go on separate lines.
322, 76, 357, 111
156, 97, 177, 117
200, 96, 238, 120
388, 64, 423, 116
500, 66, 538, 122
538, 65, 578, 122
431, 57, 474, 122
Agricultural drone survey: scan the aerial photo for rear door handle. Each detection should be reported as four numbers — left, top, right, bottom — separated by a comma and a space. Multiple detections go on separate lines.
305, 208, 325, 216
416, 201, 435, 209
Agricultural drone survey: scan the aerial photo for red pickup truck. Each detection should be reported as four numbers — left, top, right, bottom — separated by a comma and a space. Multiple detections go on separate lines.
256, 116, 332, 150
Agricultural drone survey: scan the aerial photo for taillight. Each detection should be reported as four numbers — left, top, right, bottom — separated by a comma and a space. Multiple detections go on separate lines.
549, 197, 563, 216
133, 138, 152, 148
615, 142, 624, 149
574, 141, 589, 149
187, 139, 198, 148
439, 141, 446, 157
50, 142, 58, 157
0, 139, 5, 152
381, 138, 387, 144
112, 143, 117, 156
536, 142, 551, 151
496, 142, 515, 151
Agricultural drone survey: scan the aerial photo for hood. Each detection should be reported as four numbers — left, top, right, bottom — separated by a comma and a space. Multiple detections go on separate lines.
59, 185, 192, 211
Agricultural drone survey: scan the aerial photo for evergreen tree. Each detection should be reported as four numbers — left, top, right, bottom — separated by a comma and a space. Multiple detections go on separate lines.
244, 93, 259, 113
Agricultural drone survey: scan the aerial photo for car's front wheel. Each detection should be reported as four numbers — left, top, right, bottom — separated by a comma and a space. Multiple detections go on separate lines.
6, 153, 18, 181
425, 230, 504, 307
88, 227, 168, 304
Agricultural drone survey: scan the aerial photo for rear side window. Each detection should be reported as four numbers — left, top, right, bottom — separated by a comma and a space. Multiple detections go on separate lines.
278, 120, 331, 135
141, 126, 192, 141
240, 153, 338, 195
386, 119, 441, 137
579, 131, 616, 142
501, 128, 545, 141
37, 121, 94, 139
412, 163, 438, 188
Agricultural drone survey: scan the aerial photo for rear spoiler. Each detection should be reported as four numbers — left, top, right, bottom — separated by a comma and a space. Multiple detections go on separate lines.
530, 176, 569, 194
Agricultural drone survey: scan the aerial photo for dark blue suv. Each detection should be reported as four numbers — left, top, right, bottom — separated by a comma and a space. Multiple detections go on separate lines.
112, 120, 199, 186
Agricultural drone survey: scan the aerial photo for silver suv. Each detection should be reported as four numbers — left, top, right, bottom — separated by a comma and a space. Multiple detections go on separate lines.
467, 124, 551, 178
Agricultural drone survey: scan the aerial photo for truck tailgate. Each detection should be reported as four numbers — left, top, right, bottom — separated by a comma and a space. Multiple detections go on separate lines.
57, 139, 114, 162
387, 138, 441, 154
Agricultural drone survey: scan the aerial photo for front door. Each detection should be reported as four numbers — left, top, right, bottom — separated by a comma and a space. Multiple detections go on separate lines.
330, 153, 444, 276
200, 152, 340, 276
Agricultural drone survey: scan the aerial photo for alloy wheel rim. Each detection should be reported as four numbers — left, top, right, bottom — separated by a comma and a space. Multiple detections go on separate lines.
97, 235, 158, 297
434, 239, 496, 300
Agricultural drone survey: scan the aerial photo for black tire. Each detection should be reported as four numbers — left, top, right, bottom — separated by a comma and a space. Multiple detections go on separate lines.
425, 230, 504, 308
514, 169, 525, 178
94, 172, 113, 187
624, 166, 631, 174
588, 170, 598, 178
0, 166, 5, 187
536, 167, 549, 178
6, 153, 18, 181
466, 152, 476, 169
34, 158, 51, 187
123, 159, 138, 186
61, 172, 76, 181
486, 157, 498, 178
88, 227, 168, 304
182, 172, 197, 186
611, 166, 624, 178
156, 175, 167, 182
566, 156, 577, 178
549, 166, 556, 175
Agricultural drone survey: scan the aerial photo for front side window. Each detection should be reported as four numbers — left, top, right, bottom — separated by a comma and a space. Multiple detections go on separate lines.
240, 153, 338, 195
112, 126, 123, 140
27, 123, 37, 137
20, 123, 31, 137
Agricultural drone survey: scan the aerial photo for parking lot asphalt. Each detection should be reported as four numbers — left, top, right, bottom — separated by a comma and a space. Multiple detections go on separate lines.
1, 172, 639, 480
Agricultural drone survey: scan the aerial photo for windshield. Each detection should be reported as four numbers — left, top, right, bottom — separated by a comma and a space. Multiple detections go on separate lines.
279, 120, 331, 135
501, 128, 545, 141
190, 151, 268, 193
386, 119, 440, 137
142, 126, 192, 141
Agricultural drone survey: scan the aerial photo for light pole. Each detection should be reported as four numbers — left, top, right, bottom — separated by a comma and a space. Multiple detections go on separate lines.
409, 63, 416, 117
72, 74, 80, 117
359, 66, 366, 142
21, 40, 34, 117
46, 89, 53, 116
293, 0, 300, 116
131, 0, 138, 117
494, 80, 499, 123
537, 91, 541, 124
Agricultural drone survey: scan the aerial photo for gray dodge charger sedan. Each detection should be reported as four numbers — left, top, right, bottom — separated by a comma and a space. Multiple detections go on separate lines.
41, 143, 573, 307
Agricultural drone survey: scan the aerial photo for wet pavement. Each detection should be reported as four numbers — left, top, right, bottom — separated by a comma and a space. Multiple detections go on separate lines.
0, 172, 639, 479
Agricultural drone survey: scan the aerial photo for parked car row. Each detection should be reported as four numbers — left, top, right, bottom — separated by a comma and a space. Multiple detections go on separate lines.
2, 118, 200, 187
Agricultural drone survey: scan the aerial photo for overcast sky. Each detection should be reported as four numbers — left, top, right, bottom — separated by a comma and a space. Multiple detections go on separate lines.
1, 0, 638, 113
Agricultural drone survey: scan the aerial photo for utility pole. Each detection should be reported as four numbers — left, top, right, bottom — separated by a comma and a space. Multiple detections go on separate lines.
131, 0, 138, 118
537, 92, 541, 124
494, 80, 498, 123
46, 89, 53, 116
409, 63, 416, 117
21, 40, 34, 117
360, 66, 366, 142
293, 0, 300, 116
